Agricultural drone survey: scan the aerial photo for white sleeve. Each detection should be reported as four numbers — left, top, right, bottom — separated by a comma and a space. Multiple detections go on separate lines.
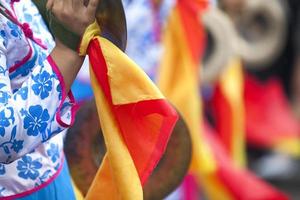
0, 26, 77, 164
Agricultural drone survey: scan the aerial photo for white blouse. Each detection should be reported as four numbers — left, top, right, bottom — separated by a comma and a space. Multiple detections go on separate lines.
0, 0, 76, 198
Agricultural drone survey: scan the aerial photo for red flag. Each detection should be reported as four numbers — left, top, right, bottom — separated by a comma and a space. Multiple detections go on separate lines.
204, 122, 289, 200
245, 74, 300, 156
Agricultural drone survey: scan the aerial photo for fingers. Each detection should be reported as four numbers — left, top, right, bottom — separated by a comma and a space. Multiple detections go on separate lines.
86, 0, 99, 16
63, 0, 73, 10
72, 0, 84, 10
46, 0, 54, 10
51, 0, 63, 15
46, 0, 97, 35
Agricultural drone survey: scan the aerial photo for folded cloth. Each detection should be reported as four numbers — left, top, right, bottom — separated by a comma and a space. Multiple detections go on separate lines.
80, 22, 179, 200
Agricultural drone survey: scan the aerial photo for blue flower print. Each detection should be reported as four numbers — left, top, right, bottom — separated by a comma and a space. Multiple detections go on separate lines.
0, 30, 8, 47
37, 52, 47, 66
9, 48, 38, 79
0, 30, 5, 38
22, 105, 50, 136
47, 143, 59, 163
15, 87, 28, 100
7, 21, 22, 38
0, 83, 10, 104
0, 65, 7, 75
39, 170, 52, 183
0, 91, 10, 104
0, 83, 6, 90
0, 164, 5, 175
17, 156, 42, 180
56, 84, 62, 100
0, 110, 10, 137
0, 187, 5, 196
11, 139, 24, 153
32, 71, 52, 99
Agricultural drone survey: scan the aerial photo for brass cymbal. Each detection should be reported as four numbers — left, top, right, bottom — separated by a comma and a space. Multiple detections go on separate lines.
32, 0, 127, 52
201, 7, 237, 84
230, 0, 288, 68
96, 0, 127, 52
65, 100, 192, 199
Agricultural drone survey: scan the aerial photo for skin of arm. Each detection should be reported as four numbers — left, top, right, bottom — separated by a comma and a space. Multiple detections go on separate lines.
50, 40, 84, 92
47, 0, 99, 92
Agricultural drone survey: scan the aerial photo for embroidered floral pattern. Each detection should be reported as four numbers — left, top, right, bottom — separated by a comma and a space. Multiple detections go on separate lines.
0, 30, 8, 47
56, 84, 62, 100
21, 105, 50, 136
11, 139, 24, 153
7, 21, 22, 39
0, 164, 5, 175
16, 156, 42, 180
0, 187, 5, 196
31, 71, 53, 99
0, 110, 10, 137
0, 125, 24, 162
0, 0, 75, 197
0, 84, 10, 104
46, 143, 59, 163
0, 108, 14, 137
14, 86, 28, 100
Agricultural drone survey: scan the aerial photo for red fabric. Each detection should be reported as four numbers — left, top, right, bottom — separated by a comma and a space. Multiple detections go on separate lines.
211, 84, 233, 155
177, 0, 208, 65
87, 39, 179, 185
244, 75, 300, 148
204, 123, 289, 200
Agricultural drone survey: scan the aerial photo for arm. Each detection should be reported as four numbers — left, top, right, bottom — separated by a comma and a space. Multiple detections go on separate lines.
0, 34, 71, 163
48, 0, 99, 92
50, 40, 84, 93
0, 0, 98, 163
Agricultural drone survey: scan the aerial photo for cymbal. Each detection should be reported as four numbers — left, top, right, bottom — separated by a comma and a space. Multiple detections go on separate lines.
96, 0, 127, 52
65, 100, 192, 199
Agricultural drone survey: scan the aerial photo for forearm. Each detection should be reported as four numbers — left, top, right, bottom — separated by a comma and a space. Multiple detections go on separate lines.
50, 40, 85, 92
35, 0, 99, 90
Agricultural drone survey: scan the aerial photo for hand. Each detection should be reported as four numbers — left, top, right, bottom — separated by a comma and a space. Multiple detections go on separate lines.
46, 0, 99, 36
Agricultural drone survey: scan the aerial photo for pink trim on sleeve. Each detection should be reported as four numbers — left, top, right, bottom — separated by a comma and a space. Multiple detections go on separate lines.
8, 41, 33, 73
10, 3, 48, 50
47, 56, 79, 128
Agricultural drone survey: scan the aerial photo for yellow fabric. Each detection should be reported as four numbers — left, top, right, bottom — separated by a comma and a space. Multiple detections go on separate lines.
98, 37, 164, 105
78, 21, 101, 56
274, 138, 300, 157
71, 179, 84, 200
85, 70, 143, 200
75, 17, 172, 200
157, 8, 233, 200
219, 58, 246, 167
79, 21, 168, 199
200, 174, 232, 200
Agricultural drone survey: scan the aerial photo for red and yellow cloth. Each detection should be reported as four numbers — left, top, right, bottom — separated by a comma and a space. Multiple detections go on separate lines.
158, 0, 289, 199
157, 1, 230, 199
204, 123, 288, 200
245, 75, 300, 156
211, 58, 246, 167
77, 21, 178, 199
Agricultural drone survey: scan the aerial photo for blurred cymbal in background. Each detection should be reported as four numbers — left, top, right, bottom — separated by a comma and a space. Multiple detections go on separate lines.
201, 7, 237, 84
221, 0, 289, 69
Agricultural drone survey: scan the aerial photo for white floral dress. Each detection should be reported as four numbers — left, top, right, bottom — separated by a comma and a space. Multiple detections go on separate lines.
0, 0, 76, 198
122, 0, 175, 81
